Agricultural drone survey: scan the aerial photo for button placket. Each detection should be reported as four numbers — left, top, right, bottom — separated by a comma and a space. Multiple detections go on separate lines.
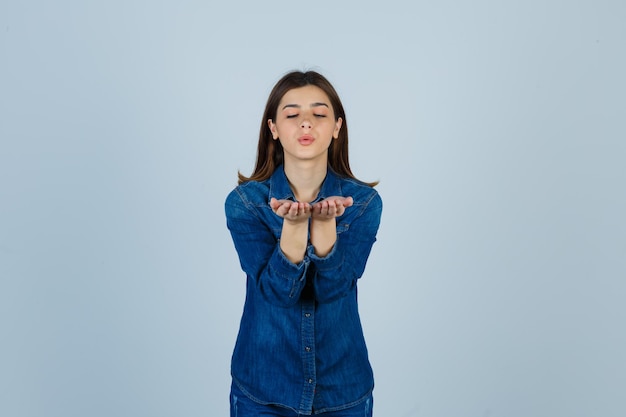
300, 300, 316, 409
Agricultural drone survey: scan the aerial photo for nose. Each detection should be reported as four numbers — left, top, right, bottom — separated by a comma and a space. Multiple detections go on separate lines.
300, 119, 312, 129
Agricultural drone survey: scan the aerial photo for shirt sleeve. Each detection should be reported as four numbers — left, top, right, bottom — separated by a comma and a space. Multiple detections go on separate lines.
308, 191, 382, 303
225, 189, 309, 307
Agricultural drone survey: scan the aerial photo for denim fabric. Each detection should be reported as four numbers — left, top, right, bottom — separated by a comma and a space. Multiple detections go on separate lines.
230, 380, 373, 417
225, 165, 382, 415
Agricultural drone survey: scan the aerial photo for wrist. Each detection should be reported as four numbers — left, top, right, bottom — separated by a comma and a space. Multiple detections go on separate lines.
309, 217, 336, 257
310, 216, 336, 225
283, 216, 311, 226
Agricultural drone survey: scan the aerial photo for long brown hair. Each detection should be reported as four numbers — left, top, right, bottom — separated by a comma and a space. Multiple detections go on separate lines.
238, 70, 377, 186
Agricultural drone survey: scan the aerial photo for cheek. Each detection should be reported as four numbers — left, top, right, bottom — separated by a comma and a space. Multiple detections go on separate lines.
278, 119, 296, 128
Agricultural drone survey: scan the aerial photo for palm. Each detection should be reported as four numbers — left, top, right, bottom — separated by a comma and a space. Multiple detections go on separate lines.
270, 198, 311, 223
311, 196, 353, 220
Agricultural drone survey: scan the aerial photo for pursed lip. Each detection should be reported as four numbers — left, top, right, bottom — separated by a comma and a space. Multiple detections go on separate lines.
298, 134, 315, 145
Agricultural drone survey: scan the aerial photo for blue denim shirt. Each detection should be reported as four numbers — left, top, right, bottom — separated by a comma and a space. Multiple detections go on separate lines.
225, 165, 382, 415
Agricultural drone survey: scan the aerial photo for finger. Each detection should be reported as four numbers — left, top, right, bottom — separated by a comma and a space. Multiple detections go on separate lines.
335, 197, 352, 216
275, 203, 287, 217
321, 200, 330, 216
294, 203, 302, 217
293, 202, 304, 217
288, 203, 307, 219
282, 201, 297, 216
274, 202, 286, 215
327, 200, 337, 216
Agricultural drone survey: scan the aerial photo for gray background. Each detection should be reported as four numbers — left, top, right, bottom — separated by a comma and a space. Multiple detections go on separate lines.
1, 1, 625, 416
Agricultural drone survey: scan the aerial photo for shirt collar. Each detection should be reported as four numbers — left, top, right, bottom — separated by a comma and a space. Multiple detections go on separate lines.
268, 164, 343, 203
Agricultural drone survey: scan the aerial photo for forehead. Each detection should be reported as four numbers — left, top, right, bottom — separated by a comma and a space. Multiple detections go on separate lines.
278, 85, 332, 107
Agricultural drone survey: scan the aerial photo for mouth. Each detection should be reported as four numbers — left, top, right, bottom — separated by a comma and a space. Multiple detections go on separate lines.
298, 135, 315, 146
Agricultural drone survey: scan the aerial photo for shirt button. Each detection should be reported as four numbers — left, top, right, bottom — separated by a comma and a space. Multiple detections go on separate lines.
305, 346, 311, 352
308, 379, 313, 384
305, 313, 311, 318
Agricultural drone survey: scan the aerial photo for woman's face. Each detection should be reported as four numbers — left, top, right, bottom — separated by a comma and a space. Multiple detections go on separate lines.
268, 85, 342, 167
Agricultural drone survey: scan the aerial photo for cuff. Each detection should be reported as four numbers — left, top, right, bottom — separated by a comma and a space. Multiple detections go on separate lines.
307, 239, 344, 272
271, 244, 310, 279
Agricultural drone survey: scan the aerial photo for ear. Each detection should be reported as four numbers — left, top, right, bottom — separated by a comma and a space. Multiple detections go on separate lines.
333, 117, 343, 139
268, 119, 279, 140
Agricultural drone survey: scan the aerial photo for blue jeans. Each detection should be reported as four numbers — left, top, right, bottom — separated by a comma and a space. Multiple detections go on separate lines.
230, 382, 373, 417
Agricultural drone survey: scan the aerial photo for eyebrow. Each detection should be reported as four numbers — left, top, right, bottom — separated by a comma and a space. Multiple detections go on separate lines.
282, 102, 329, 110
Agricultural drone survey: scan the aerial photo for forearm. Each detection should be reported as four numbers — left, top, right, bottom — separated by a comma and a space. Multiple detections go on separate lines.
310, 234, 375, 303
279, 219, 309, 263
226, 192, 309, 307
228, 223, 309, 307
309, 218, 337, 257
309, 192, 382, 303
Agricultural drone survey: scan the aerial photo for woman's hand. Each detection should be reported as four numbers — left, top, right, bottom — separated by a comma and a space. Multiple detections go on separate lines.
270, 198, 311, 223
308, 196, 352, 257
270, 198, 311, 263
311, 196, 353, 221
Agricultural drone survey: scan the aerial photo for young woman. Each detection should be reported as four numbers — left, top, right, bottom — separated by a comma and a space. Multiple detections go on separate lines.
225, 70, 382, 416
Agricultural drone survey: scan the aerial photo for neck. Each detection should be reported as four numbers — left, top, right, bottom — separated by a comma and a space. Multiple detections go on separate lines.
283, 160, 327, 202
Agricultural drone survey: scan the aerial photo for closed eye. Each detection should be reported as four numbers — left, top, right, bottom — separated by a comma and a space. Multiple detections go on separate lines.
286, 114, 298, 119
314, 114, 326, 118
